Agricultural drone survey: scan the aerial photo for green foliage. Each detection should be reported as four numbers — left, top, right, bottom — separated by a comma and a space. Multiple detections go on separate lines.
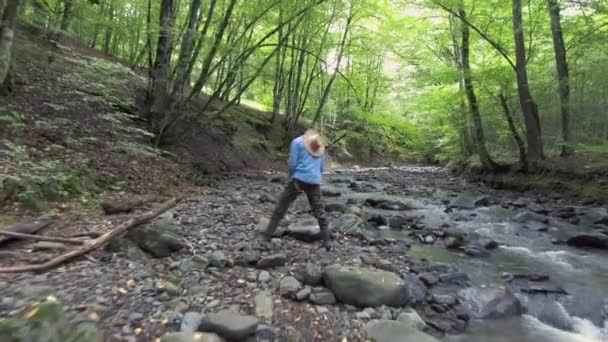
0, 110, 26, 128
1, 141, 90, 211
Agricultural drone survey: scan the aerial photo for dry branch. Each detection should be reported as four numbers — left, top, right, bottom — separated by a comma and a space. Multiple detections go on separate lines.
0, 231, 85, 245
0, 198, 178, 273
0, 216, 55, 245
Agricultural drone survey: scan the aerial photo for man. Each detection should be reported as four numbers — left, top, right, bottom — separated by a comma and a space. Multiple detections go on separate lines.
264, 129, 331, 250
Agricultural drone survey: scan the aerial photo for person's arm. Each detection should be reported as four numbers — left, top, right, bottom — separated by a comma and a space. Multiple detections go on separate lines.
288, 140, 298, 176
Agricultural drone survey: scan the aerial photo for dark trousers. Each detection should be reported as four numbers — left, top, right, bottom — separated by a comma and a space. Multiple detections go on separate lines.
265, 179, 329, 243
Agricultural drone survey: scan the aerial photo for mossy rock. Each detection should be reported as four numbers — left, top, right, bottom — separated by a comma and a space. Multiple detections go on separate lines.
0, 175, 21, 203
0, 301, 101, 342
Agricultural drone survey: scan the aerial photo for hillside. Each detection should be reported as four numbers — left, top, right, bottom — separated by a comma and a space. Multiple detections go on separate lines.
1, 24, 293, 223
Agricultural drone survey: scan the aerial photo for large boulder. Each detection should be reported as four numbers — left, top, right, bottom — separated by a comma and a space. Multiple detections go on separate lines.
286, 220, 321, 242
323, 265, 409, 307
363, 320, 440, 342
126, 217, 185, 257
458, 285, 523, 320
199, 310, 258, 341
566, 233, 608, 249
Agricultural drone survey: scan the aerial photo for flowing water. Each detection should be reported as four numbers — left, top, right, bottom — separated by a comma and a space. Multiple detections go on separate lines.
331, 166, 608, 341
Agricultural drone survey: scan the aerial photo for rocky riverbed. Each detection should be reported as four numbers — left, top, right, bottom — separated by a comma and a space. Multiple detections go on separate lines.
1, 166, 607, 341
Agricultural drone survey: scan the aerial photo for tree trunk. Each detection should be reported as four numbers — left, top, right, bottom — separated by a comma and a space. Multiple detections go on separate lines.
512, 0, 544, 161
547, 0, 573, 156
184, 0, 218, 93
171, 0, 202, 98
0, 0, 21, 87
188, 0, 238, 101
312, 8, 353, 125
459, 6, 498, 171
60, 0, 73, 31
103, 0, 115, 55
499, 93, 528, 170
146, 0, 176, 120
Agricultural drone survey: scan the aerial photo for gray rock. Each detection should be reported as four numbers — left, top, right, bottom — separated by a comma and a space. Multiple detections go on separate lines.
443, 237, 461, 249
256, 254, 287, 268
397, 308, 427, 331
208, 251, 232, 268
286, 220, 321, 242
363, 320, 440, 342
296, 286, 312, 301
180, 312, 204, 333
199, 310, 258, 340
355, 307, 378, 320
309, 289, 336, 305
279, 276, 302, 299
180, 256, 209, 273
330, 214, 364, 233
405, 275, 428, 305
128, 312, 144, 323
254, 291, 273, 321
458, 285, 522, 319
257, 271, 271, 283
323, 265, 409, 307
514, 211, 549, 224
126, 218, 185, 258
419, 272, 439, 287
296, 263, 323, 286
432, 294, 457, 306
160, 332, 224, 342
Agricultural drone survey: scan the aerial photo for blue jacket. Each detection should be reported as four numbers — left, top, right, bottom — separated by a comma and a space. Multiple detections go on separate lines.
288, 136, 324, 184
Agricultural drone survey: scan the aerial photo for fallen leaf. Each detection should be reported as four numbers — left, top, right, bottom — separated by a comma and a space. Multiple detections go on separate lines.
25, 307, 39, 319
88, 311, 99, 321
118, 287, 128, 294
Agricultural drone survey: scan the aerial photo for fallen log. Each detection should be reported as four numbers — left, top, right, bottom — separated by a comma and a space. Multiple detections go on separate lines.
0, 231, 85, 245
101, 194, 159, 215
0, 216, 55, 245
0, 198, 178, 273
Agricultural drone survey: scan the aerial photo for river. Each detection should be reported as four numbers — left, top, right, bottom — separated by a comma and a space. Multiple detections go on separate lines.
330, 166, 608, 341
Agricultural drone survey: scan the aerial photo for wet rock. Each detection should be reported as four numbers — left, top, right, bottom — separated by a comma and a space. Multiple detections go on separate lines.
432, 294, 457, 306
566, 233, 608, 249
296, 263, 323, 286
443, 237, 461, 249
368, 215, 389, 227
419, 272, 439, 287
405, 275, 428, 305
256, 254, 287, 269
537, 301, 574, 331
126, 218, 185, 258
279, 276, 302, 299
365, 196, 412, 211
462, 242, 490, 257
309, 289, 336, 305
397, 308, 427, 331
208, 251, 232, 269
180, 312, 204, 333
458, 285, 522, 319
363, 320, 440, 342
286, 220, 321, 242
449, 195, 478, 210
330, 214, 364, 233
323, 265, 409, 307
483, 239, 500, 250
199, 310, 258, 340
514, 211, 549, 224
254, 291, 273, 321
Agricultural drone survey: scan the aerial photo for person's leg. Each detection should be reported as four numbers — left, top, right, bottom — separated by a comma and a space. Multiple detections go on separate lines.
265, 180, 300, 238
303, 182, 331, 249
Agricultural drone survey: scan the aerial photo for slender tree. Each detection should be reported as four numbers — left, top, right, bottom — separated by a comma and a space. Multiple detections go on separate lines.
0, 0, 23, 88
513, 0, 544, 161
547, 0, 572, 156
